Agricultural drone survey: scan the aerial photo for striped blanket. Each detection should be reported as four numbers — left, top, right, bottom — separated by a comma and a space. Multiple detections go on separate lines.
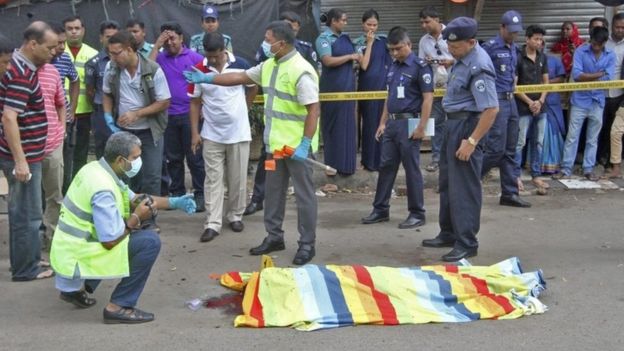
220, 257, 547, 331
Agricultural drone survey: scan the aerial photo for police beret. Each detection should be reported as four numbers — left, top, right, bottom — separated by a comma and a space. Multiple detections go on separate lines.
442, 17, 478, 42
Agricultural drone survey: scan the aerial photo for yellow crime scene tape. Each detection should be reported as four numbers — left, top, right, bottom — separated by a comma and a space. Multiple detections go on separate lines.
252, 80, 624, 104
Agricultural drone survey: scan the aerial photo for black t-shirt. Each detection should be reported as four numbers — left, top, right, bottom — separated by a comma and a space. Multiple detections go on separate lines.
515, 45, 548, 116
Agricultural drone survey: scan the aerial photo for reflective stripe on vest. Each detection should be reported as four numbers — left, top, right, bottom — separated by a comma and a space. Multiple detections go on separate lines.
260, 50, 319, 153
64, 43, 98, 114
50, 160, 131, 279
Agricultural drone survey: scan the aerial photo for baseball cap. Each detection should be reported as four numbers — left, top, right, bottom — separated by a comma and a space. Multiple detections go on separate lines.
203, 5, 219, 20
502, 10, 523, 33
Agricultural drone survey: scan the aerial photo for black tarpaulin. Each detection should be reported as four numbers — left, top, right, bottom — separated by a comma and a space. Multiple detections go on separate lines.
0, 0, 319, 64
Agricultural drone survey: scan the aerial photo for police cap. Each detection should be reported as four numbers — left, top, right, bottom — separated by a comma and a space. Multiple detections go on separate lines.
501, 10, 523, 33
442, 17, 478, 42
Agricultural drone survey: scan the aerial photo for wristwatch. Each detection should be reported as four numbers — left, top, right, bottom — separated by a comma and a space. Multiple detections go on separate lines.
467, 136, 478, 146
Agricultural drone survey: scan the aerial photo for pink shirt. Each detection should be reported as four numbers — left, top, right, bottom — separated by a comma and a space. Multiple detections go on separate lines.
38, 63, 65, 154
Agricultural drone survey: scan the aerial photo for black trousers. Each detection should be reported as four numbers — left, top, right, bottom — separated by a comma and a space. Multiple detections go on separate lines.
437, 116, 482, 250
372, 118, 425, 219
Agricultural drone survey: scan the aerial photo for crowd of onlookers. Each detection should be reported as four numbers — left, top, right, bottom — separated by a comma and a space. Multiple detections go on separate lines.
2, 5, 624, 282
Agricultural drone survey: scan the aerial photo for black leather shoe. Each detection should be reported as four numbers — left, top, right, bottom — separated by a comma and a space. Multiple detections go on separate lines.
249, 237, 285, 255
200, 228, 219, 242
398, 215, 425, 229
422, 237, 455, 248
500, 194, 532, 208
361, 211, 389, 224
243, 202, 263, 216
441, 247, 478, 262
103, 307, 154, 324
293, 244, 315, 265
229, 221, 244, 232
60, 290, 97, 309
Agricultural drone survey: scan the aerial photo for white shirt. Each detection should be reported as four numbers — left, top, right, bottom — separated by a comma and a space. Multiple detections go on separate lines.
418, 25, 453, 88
103, 57, 171, 130
189, 54, 251, 144
606, 36, 624, 97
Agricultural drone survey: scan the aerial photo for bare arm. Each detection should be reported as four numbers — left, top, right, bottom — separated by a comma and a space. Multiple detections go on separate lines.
455, 106, 499, 162
413, 92, 434, 139
245, 85, 259, 110
303, 102, 320, 139
212, 72, 255, 86
375, 100, 389, 141
1, 109, 29, 181
68, 78, 79, 117
359, 32, 374, 71
190, 97, 202, 154
136, 99, 170, 118
103, 93, 113, 114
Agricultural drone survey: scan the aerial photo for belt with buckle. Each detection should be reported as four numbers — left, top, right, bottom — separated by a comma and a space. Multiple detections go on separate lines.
388, 113, 417, 120
447, 111, 478, 120
497, 92, 514, 100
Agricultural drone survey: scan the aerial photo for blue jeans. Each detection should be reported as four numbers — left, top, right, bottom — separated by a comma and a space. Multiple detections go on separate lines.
164, 114, 205, 198
430, 98, 447, 163
561, 103, 603, 175
125, 129, 163, 196
0, 159, 43, 281
515, 113, 546, 178
56, 230, 161, 308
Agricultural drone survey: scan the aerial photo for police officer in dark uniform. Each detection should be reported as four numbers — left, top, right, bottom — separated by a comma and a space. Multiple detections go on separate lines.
245, 11, 318, 216
361, 26, 433, 229
421, 17, 499, 262
481, 10, 531, 208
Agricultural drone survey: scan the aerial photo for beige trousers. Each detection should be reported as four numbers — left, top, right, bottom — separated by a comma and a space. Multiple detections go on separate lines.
610, 107, 624, 164
202, 139, 250, 232
42, 144, 64, 236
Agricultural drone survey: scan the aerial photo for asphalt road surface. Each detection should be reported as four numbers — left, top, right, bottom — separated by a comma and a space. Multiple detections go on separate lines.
1, 187, 622, 350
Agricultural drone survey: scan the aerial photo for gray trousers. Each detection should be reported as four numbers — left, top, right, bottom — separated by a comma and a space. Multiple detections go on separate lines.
264, 156, 317, 246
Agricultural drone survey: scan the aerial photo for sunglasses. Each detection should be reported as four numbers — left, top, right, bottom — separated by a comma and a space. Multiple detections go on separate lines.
434, 43, 442, 56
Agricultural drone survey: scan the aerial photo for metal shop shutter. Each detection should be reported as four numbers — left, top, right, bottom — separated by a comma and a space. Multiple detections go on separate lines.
475, 0, 607, 48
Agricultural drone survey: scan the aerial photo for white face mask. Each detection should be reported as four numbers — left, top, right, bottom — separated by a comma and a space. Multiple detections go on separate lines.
123, 156, 142, 178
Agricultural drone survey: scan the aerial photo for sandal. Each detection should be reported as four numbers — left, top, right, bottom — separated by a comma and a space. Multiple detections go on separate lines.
103, 307, 155, 324
11, 268, 54, 282
39, 259, 51, 268
531, 178, 550, 189
425, 162, 439, 172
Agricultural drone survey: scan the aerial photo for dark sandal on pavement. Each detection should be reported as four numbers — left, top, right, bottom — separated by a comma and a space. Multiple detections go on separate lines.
60, 290, 97, 308
103, 307, 155, 324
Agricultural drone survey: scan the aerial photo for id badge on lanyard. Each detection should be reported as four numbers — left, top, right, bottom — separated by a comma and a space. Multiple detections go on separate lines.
397, 76, 405, 99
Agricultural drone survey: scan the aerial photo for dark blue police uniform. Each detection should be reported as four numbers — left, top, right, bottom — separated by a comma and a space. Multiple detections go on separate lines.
480, 10, 530, 207
84, 51, 112, 158
423, 17, 498, 259
366, 52, 433, 225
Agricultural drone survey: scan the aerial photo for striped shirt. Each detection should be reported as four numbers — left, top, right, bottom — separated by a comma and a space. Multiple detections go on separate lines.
38, 63, 66, 154
0, 50, 48, 163
51, 52, 79, 116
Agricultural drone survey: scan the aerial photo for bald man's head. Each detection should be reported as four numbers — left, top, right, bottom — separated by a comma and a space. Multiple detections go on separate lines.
21, 21, 57, 66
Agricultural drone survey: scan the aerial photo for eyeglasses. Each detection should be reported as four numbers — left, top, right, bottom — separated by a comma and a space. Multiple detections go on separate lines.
434, 43, 442, 56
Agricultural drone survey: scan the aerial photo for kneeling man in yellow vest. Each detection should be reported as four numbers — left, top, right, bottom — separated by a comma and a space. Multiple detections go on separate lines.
50, 131, 196, 324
